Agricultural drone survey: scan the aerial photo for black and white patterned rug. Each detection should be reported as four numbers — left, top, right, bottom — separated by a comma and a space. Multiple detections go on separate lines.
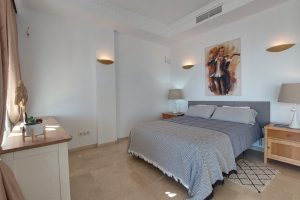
227, 159, 279, 193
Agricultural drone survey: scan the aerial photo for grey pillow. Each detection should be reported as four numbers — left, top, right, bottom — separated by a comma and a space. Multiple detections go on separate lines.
222, 106, 250, 109
185, 105, 217, 119
211, 107, 258, 125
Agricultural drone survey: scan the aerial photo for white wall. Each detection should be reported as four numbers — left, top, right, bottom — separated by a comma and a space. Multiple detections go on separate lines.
17, 9, 115, 149
17, 0, 299, 149
116, 34, 171, 138
96, 31, 117, 145
17, 9, 171, 148
170, 0, 300, 124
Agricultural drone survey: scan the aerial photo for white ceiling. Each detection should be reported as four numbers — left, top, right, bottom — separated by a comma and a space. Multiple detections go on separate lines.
15, 0, 289, 45
103, 0, 215, 25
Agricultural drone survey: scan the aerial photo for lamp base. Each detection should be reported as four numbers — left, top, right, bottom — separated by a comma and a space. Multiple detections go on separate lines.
289, 108, 300, 129
172, 102, 178, 113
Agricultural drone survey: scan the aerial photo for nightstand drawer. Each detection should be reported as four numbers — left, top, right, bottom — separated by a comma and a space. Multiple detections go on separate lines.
265, 124, 300, 166
267, 139, 300, 166
268, 129, 300, 143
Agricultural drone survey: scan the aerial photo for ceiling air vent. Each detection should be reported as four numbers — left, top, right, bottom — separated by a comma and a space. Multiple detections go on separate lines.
196, 5, 222, 24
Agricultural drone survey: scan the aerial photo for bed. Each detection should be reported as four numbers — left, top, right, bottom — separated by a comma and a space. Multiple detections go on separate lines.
128, 101, 270, 200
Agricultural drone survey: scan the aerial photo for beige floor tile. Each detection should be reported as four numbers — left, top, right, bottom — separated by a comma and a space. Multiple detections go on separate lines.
69, 139, 300, 200
70, 172, 100, 200
143, 175, 188, 200
117, 189, 157, 200
213, 186, 241, 200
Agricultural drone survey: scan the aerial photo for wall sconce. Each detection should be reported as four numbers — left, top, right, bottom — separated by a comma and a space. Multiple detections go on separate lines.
266, 43, 295, 52
182, 64, 194, 70
97, 59, 114, 65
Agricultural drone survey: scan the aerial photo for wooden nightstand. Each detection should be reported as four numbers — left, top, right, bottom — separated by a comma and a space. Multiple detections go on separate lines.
161, 112, 184, 119
264, 124, 300, 166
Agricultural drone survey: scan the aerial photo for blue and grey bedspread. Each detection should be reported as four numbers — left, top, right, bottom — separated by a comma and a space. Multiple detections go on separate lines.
167, 116, 262, 157
128, 116, 261, 200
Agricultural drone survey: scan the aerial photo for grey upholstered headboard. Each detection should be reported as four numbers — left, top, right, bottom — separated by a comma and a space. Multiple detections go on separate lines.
188, 101, 270, 127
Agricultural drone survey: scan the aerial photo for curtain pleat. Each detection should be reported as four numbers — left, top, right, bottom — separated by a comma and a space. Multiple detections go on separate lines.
0, 1, 25, 199
0, 0, 9, 145
0, 161, 25, 200
6, 0, 21, 124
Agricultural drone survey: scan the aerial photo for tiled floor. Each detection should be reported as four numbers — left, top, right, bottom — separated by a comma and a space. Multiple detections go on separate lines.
69, 139, 300, 200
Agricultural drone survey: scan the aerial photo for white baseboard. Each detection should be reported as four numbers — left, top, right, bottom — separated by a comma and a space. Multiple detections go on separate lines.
69, 137, 129, 153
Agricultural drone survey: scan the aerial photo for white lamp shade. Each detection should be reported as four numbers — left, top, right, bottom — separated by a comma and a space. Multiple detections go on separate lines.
168, 89, 184, 100
278, 83, 300, 104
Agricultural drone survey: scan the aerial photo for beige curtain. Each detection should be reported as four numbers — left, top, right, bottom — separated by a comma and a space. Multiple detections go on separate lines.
0, 1, 25, 199
0, 0, 10, 144
6, 0, 21, 124
0, 161, 25, 200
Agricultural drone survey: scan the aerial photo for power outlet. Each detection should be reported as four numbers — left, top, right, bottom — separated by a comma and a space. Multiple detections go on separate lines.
79, 131, 90, 136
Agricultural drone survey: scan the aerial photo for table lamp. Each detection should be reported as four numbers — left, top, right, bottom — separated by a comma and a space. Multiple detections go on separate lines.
168, 89, 184, 113
278, 83, 300, 129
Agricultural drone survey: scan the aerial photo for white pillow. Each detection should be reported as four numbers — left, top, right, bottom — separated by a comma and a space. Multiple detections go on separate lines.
211, 106, 258, 125
186, 105, 217, 119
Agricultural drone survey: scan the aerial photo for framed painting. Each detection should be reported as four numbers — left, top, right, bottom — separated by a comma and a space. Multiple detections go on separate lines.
205, 38, 241, 96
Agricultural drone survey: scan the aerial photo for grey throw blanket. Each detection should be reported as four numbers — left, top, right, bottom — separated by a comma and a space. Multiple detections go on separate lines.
167, 116, 262, 157
128, 120, 236, 200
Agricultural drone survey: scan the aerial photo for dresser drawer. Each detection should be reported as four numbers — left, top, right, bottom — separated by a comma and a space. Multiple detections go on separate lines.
268, 129, 300, 143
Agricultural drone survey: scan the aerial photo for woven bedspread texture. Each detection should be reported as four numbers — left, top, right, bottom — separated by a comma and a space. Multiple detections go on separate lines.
128, 120, 236, 200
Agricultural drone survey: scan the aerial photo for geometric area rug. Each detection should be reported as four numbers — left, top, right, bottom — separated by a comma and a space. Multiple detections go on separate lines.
227, 159, 280, 193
